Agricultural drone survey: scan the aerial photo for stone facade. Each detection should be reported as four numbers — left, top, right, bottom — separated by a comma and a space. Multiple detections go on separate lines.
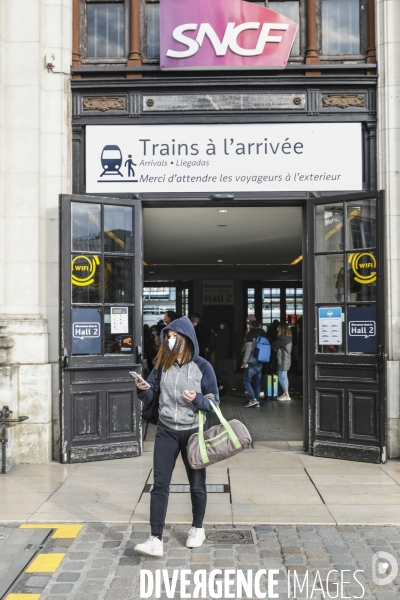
376, 0, 400, 457
1, 0, 399, 466
0, 0, 72, 469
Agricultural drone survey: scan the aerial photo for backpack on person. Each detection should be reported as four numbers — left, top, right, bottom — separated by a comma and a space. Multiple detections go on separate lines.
253, 335, 271, 363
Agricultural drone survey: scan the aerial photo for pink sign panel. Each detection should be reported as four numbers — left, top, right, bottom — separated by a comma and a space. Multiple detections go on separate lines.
160, 0, 298, 70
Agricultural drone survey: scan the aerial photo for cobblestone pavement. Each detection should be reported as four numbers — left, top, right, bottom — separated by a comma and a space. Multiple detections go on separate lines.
2, 523, 400, 600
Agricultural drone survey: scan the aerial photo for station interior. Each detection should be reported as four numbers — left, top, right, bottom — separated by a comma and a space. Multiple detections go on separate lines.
142, 206, 304, 446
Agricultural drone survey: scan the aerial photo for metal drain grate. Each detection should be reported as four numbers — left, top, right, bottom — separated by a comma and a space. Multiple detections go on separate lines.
144, 484, 229, 493
205, 529, 254, 545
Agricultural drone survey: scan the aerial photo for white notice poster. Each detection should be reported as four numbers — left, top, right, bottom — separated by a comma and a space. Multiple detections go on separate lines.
111, 307, 129, 334
318, 307, 343, 346
86, 123, 363, 193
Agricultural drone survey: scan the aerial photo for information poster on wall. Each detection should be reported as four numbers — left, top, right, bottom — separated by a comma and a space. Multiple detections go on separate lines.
203, 281, 234, 305
71, 308, 102, 355
111, 307, 129, 334
348, 306, 377, 354
86, 123, 363, 193
318, 307, 343, 346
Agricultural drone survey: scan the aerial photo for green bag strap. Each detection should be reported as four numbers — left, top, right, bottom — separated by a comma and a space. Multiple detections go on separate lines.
210, 402, 242, 450
197, 402, 242, 465
198, 410, 209, 465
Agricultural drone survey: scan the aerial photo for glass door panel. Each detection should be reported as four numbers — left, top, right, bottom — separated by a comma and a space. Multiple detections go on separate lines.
61, 195, 143, 464
308, 193, 385, 464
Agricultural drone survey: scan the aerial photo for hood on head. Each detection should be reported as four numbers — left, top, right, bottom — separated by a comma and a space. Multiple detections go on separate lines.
160, 315, 199, 360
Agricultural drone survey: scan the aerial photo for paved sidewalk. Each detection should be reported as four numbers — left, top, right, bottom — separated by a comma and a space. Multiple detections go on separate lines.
1, 448, 400, 525
2, 523, 400, 600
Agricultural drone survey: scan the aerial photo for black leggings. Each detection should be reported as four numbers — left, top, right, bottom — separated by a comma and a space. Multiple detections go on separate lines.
150, 422, 207, 537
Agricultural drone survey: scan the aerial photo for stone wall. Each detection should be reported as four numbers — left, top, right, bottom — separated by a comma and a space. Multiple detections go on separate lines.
0, 0, 72, 469
376, 0, 400, 457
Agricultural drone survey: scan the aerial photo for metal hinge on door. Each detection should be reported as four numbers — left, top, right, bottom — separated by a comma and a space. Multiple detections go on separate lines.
378, 344, 386, 372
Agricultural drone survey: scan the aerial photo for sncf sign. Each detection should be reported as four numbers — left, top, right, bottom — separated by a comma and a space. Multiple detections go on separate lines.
160, 0, 298, 70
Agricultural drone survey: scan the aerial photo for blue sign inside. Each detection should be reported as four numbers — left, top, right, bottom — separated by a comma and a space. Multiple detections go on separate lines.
319, 307, 342, 319
71, 308, 102, 355
347, 306, 377, 354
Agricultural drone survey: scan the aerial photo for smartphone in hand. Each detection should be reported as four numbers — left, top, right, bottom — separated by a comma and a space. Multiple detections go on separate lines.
129, 371, 150, 389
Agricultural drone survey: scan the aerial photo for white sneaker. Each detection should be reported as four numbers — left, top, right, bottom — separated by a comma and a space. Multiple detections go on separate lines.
186, 526, 206, 548
277, 394, 291, 402
134, 535, 163, 557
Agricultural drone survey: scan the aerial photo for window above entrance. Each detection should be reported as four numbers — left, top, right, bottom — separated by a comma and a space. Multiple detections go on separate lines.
321, 0, 366, 57
82, 0, 127, 61
73, 0, 374, 71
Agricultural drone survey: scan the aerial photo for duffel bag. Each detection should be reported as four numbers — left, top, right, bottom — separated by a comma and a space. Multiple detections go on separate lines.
187, 402, 252, 470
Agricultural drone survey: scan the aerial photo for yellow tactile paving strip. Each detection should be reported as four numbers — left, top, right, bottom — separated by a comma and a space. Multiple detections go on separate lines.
26, 554, 65, 574
20, 524, 83, 539
6, 595, 41, 600
3, 524, 85, 600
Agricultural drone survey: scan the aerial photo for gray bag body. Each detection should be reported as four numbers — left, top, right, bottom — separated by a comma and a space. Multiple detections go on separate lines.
187, 403, 252, 470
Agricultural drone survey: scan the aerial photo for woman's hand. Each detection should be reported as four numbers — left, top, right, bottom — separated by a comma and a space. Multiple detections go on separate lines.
183, 389, 196, 403
135, 378, 151, 390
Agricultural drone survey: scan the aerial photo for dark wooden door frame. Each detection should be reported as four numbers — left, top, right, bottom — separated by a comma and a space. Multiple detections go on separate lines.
60, 194, 143, 463
305, 191, 386, 463
59, 191, 384, 462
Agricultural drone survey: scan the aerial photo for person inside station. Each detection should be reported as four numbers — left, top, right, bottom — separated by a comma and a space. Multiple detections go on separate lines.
146, 325, 161, 371
242, 317, 268, 408
213, 321, 236, 393
190, 312, 213, 361
164, 310, 178, 325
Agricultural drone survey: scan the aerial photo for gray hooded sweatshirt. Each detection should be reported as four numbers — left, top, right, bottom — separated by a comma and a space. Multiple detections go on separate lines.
137, 316, 220, 430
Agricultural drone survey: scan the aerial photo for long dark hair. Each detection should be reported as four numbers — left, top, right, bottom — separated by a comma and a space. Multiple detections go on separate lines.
154, 331, 194, 371
278, 323, 292, 338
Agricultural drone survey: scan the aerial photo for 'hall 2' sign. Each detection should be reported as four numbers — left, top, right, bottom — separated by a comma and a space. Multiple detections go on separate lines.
160, 0, 298, 70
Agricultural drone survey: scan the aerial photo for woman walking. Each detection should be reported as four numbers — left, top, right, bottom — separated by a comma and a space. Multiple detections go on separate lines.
272, 323, 293, 402
134, 316, 219, 557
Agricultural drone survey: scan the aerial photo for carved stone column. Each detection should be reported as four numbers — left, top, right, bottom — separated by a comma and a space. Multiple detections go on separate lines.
72, 0, 82, 79
305, 0, 320, 76
127, 0, 142, 78
366, 0, 376, 74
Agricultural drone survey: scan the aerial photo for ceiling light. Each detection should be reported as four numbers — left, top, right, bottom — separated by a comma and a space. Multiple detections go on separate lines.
217, 259, 223, 263
218, 209, 228, 213
291, 255, 303, 265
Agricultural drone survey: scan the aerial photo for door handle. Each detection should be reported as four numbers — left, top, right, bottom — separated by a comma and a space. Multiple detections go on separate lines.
378, 344, 386, 372
63, 347, 69, 369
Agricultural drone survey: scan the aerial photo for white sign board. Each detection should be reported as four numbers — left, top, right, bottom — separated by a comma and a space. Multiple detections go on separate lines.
203, 281, 234, 305
111, 307, 129, 334
318, 307, 343, 346
86, 124, 362, 193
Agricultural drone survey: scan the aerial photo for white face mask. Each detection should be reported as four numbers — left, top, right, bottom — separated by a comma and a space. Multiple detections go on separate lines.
192, 321, 197, 327
168, 337, 176, 351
